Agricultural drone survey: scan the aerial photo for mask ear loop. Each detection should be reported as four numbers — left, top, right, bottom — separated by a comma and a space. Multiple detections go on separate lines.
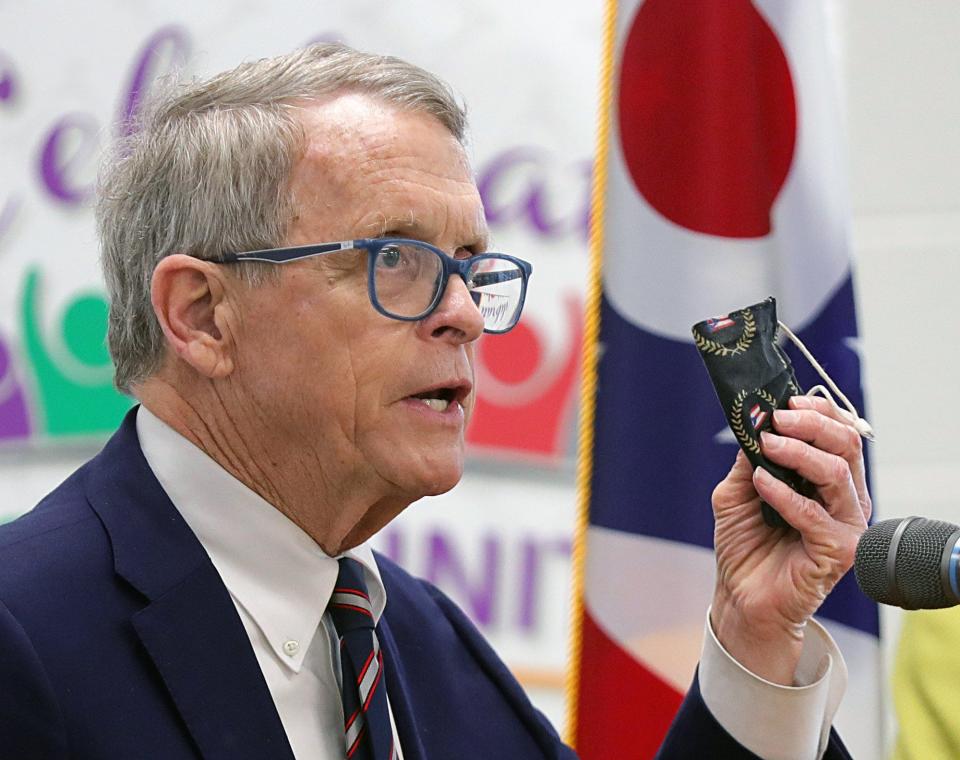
777, 321, 875, 441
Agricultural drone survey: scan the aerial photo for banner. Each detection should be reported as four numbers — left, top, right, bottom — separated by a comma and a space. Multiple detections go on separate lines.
1, 3, 602, 728
568, 1, 881, 756
0, 16, 591, 465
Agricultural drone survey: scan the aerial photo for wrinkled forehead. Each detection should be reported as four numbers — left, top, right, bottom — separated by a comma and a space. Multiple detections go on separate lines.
286, 94, 487, 248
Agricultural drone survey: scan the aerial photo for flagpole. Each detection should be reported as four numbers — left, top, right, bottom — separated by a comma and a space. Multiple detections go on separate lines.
563, 0, 617, 747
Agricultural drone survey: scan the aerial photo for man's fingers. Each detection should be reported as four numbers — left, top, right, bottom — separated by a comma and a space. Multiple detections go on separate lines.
712, 449, 759, 512
775, 400, 872, 523
774, 406, 862, 459
788, 393, 857, 426
759, 432, 863, 525
753, 467, 859, 576
752, 466, 828, 534
773, 408, 866, 487
730, 448, 752, 478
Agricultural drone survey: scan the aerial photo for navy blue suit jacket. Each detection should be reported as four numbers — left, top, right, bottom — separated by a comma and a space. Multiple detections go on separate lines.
0, 411, 851, 758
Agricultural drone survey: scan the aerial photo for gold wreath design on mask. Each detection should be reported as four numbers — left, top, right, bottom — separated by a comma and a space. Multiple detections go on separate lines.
693, 309, 757, 357
730, 388, 778, 455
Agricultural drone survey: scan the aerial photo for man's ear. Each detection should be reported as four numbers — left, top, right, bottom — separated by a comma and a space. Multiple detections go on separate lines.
151, 254, 236, 379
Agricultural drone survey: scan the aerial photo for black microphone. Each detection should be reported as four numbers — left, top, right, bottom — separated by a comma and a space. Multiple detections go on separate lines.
854, 517, 960, 609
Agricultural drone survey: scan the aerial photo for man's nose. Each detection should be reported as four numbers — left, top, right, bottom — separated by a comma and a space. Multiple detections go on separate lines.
416, 274, 485, 343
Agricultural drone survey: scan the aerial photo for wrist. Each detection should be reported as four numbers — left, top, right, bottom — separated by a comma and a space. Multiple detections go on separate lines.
710, 590, 806, 686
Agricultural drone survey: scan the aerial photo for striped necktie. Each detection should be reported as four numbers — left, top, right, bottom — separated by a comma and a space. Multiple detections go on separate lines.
328, 557, 398, 760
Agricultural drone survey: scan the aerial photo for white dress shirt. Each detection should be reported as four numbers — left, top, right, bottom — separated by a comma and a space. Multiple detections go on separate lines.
700, 613, 846, 759
136, 406, 844, 760
137, 407, 402, 760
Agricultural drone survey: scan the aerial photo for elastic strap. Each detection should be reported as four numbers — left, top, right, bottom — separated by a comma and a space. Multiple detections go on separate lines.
777, 321, 875, 440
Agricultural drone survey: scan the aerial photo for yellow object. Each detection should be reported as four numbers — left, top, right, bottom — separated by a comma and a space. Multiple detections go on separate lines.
893, 608, 960, 759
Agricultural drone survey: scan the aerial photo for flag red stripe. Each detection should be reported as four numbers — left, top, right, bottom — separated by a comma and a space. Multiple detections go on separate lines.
575, 610, 684, 759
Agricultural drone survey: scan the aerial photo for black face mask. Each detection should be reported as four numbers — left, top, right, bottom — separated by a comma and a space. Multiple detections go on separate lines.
692, 297, 815, 529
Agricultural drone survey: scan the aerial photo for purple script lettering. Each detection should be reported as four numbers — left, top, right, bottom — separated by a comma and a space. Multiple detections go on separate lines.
477, 147, 591, 242
425, 531, 500, 626
0, 337, 30, 439
375, 526, 572, 635
0, 55, 19, 238
38, 114, 99, 205
0, 54, 16, 103
36, 25, 192, 206
517, 536, 572, 631
379, 527, 405, 566
119, 26, 191, 135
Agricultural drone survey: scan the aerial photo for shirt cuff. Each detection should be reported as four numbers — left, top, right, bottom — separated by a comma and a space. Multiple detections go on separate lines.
698, 608, 848, 760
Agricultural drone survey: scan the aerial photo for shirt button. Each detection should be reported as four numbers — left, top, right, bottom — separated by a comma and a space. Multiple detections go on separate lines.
283, 640, 300, 656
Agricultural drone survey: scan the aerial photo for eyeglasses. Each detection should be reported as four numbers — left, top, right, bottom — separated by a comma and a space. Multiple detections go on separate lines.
219, 238, 533, 334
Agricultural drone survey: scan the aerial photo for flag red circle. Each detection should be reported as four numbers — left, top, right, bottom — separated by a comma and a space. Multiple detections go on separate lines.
617, 0, 797, 238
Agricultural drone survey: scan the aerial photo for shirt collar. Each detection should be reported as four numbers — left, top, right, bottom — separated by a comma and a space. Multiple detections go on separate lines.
135, 405, 387, 673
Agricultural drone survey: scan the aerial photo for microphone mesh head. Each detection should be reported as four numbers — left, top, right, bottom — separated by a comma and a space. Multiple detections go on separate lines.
896, 519, 956, 609
854, 519, 900, 604
855, 518, 957, 609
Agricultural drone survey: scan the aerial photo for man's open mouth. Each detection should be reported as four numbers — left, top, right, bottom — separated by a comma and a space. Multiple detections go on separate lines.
409, 386, 459, 412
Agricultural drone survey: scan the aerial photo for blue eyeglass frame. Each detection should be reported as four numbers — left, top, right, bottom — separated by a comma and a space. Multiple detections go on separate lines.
219, 237, 534, 334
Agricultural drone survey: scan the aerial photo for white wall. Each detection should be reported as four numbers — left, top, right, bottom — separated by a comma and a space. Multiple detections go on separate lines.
843, 0, 960, 753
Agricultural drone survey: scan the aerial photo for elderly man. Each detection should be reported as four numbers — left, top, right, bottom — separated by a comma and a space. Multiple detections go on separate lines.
0, 44, 866, 759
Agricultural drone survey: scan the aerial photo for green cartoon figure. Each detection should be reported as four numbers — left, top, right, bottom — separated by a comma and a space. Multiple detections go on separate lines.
21, 267, 132, 437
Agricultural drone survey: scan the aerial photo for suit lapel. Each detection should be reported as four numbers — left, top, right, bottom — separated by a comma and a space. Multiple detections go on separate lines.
132, 566, 295, 760
85, 409, 295, 760
378, 615, 426, 760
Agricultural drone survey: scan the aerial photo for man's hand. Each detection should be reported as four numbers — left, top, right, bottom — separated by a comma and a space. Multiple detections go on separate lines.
710, 394, 871, 685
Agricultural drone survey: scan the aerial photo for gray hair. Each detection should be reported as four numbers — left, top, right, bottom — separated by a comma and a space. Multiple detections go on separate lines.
97, 42, 468, 393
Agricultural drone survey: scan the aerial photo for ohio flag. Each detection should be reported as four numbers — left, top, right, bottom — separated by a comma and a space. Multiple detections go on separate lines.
568, 1, 881, 758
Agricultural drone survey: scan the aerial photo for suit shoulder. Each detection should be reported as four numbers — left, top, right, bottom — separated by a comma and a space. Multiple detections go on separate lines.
374, 551, 506, 670
0, 460, 108, 596
373, 552, 466, 620
373, 552, 575, 758
373, 551, 435, 603
0, 463, 97, 547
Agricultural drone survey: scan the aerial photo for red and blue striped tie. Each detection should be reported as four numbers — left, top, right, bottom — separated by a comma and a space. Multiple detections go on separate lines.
329, 557, 398, 760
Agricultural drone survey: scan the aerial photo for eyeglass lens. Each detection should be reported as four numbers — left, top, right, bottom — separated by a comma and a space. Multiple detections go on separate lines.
466, 257, 523, 332
372, 243, 442, 318
372, 243, 523, 331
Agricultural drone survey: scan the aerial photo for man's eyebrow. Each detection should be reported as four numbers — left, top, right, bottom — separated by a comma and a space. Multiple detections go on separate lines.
365, 212, 418, 238
367, 216, 490, 252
